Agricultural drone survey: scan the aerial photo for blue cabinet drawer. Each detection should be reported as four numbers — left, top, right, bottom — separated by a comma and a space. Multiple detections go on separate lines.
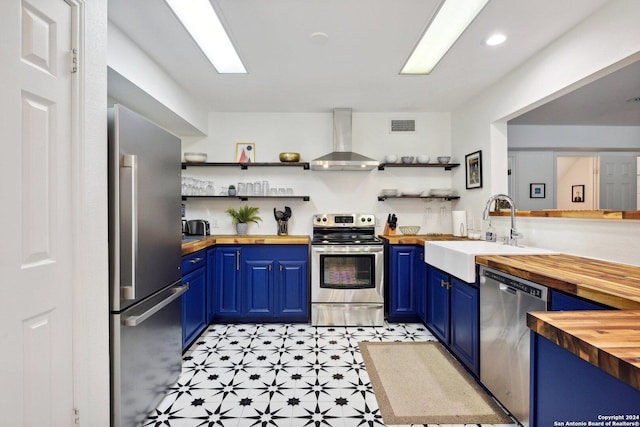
181, 250, 206, 275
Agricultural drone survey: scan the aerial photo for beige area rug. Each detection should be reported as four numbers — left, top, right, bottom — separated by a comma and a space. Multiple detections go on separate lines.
359, 341, 512, 425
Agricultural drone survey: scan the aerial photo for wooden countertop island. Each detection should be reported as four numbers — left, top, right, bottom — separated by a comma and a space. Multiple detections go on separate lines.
527, 310, 640, 391
477, 252, 640, 394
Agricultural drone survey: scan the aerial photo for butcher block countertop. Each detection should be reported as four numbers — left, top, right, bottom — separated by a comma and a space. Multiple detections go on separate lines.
476, 254, 640, 310
380, 234, 468, 245
489, 209, 640, 220
182, 235, 310, 256
527, 310, 640, 391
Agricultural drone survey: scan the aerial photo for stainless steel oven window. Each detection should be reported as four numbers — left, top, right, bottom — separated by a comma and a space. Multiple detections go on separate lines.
320, 254, 375, 289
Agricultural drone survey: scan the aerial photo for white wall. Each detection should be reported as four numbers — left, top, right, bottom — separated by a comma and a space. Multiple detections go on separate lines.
451, 0, 640, 265
107, 22, 208, 136
508, 124, 640, 150
509, 151, 555, 210
182, 112, 457, 235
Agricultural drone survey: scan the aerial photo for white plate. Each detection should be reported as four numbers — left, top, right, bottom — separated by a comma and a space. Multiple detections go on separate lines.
401, 191, 423, 197
430, 189, 452, 196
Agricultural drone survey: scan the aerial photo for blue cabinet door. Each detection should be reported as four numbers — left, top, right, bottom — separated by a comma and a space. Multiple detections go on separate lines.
427, 265, 450, 342
214, 247, 242, 319
277, 259, 309, 321
181, 264, 207, 350
388, 246, 418, 322
450, 276, 479, 375
415, 247, 427, 324
244, 258, 274, 319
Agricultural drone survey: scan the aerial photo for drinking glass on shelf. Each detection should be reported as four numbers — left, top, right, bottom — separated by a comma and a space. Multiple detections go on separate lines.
278, 188, 286, 196
237, 182, 246, 196
262, 180, 269, 196
269, 188, 277, 196
246, 182, 254, 196
286, 188, 293, 195
254, 181, 262, 196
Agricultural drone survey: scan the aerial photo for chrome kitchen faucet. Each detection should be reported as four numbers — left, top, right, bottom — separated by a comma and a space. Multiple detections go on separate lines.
482, 194, 523, 246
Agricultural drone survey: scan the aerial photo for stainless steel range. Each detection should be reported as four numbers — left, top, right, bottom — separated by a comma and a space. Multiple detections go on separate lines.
311, 213, 384, 326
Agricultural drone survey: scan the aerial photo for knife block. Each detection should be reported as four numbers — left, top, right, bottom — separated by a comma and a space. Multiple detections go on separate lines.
383, 223, 396, 236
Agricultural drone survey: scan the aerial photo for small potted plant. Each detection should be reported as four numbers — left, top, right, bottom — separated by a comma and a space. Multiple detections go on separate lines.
225, 205, 262, 235
228, 185, 236, 196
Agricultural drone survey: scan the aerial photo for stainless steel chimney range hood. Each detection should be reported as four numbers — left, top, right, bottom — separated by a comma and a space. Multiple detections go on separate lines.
310, 108, 379, 171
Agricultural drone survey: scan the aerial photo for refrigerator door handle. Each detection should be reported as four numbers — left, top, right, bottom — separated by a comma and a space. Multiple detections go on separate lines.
120, 154, 138, 300
122, 284, 189, 327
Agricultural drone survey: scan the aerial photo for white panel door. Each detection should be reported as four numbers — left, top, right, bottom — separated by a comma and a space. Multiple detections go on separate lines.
600, 154, 637, 210
0, 0, 75, 426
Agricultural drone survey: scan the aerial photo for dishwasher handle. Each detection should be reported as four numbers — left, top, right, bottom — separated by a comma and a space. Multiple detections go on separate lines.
499, 283, 517, 295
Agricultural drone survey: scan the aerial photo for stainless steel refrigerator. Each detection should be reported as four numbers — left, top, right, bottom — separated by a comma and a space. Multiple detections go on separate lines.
108, 104, 187, 427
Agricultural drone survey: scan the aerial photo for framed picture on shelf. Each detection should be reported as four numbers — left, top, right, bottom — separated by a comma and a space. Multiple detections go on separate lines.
572, 184, 585, 202
465, 150, 482, 189
530, 183, 545, 198
236, 142, 255, 163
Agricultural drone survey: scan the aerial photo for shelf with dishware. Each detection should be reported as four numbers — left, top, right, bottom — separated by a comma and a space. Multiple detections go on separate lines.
182, 195, 310, 202
378, 188, 459, 202
377, 162, 460, 171
377, 194, 460, 201
182, 162, 310, 170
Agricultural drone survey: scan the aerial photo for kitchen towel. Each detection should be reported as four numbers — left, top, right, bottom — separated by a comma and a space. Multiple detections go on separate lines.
452, 210, 467, 236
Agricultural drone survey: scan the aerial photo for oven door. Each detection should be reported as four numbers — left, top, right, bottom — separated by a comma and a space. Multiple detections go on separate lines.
311, 245, 384, 303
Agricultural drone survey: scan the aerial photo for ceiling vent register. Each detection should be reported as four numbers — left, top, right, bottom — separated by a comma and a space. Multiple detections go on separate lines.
390, 119, 416, 133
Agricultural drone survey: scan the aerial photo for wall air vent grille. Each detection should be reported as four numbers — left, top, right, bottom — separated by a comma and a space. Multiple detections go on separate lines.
390, 119, 415, 133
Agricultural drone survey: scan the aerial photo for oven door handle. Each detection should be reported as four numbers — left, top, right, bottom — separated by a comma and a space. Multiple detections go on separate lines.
312, 246, 384, 253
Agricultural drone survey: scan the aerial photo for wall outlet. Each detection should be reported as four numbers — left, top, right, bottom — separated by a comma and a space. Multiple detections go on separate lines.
211, 219, 219, 228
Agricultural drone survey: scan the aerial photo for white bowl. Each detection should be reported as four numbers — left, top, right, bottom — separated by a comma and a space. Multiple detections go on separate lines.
417, 155, 430, 164
385, 154, 398, 163
184, 152, 207, 163
437, 156, 451, 164
401, 156, 415, 164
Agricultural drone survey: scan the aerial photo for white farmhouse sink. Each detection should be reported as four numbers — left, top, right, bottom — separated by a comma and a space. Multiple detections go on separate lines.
424, 240, 557, 282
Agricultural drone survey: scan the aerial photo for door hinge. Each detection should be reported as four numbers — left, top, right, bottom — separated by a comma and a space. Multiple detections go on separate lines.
70, 49, 78, 74
74, 408, 80, 425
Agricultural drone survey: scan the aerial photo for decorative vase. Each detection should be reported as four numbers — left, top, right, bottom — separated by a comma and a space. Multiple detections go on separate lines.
236, 222, 248, 235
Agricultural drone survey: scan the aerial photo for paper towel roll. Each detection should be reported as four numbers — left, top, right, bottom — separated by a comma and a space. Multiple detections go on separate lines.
452, 210, 467, 237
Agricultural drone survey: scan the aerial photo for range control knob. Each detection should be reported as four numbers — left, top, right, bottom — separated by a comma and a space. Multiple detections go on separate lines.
322, 217, 328, 222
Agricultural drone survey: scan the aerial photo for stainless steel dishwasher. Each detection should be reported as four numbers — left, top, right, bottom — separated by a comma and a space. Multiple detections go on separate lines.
479, 266, 548, 427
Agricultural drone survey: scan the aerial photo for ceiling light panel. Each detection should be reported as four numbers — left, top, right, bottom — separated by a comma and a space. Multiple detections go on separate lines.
166, 0, 246, 74
401, 0, 489, 75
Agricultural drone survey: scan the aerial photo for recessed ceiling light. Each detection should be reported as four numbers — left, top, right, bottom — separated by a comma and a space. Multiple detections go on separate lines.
309, 32, 329, 44
166, 0, 246, 74
400, 0, 489, 75
485, 33, 507, 46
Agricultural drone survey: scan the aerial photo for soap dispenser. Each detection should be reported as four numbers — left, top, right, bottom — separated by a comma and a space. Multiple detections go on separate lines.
485, 220, 496, 242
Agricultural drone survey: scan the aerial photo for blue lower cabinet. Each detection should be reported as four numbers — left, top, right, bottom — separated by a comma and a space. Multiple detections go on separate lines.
426, 264, 479, 376
277, 259, 308, 322
531, 334, 640, 427
387, 245, 421, 322
213, 244, 309, 323
243, 254, 275, 319
181, 250, 207, 350
214, 246, 242, 320
206, 248, 216, 324
550, 289, 611, 311
450, 276, 479, 374
426, 265, 451, 343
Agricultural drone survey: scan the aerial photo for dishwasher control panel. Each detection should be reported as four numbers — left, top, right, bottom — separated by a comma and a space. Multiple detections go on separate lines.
482, 268, 545, 299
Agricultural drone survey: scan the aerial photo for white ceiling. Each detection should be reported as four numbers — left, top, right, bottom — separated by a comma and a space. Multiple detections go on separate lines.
108, 0, 617, 117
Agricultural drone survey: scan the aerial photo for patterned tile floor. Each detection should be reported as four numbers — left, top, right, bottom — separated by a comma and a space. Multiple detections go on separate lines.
143, 322, 516, 427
